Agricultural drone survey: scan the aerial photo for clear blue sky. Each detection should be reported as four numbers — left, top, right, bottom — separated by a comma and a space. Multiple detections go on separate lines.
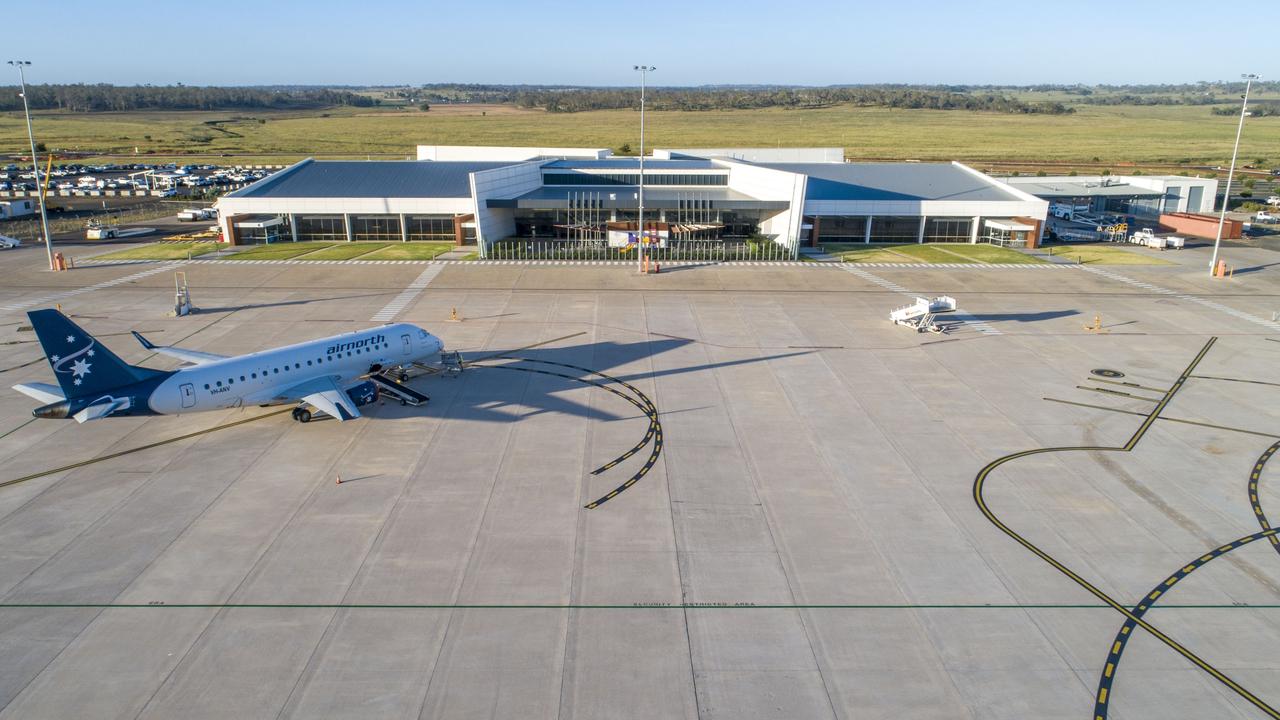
11, 0, 1275, 86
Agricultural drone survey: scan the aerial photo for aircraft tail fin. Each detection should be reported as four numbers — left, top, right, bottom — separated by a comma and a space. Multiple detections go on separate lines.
26, 309, 161, 399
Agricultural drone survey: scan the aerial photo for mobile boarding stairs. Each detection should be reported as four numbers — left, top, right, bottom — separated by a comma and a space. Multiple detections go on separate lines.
889, 296, 957, 334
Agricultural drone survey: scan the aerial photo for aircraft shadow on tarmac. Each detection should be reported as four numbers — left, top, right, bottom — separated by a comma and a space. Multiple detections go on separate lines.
389, 337, 811, 424
196, 293, 390, 314
951, 309, 1080, 323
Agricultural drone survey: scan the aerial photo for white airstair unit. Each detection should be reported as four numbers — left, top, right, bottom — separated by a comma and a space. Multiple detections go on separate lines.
890, 296, 957, 334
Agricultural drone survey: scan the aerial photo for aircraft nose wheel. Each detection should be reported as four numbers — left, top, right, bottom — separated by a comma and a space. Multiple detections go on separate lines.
292, 407, 312, 423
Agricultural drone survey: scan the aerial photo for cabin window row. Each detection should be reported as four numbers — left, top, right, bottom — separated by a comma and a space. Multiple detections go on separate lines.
202, 342, 391, 389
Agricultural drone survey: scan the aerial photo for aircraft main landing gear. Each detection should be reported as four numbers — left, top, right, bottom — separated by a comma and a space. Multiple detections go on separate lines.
292, 407, 312, 423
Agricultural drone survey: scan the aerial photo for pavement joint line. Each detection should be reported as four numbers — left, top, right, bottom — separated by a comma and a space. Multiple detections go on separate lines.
975, 337, 1280, 720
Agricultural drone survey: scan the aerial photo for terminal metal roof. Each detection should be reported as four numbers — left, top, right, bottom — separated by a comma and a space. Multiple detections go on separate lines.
999, 179, 1163, 198
228, 160, 513, 199
487, 185, 786, 210
541, 159, 722, 170
758, 162, 1024, 202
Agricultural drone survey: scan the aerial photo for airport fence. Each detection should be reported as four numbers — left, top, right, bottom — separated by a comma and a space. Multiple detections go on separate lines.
485, 239, 797, 262
2, 201, 174, 242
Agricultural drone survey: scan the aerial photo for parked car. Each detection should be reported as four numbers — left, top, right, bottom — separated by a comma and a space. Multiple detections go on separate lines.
1256, 210, 1277, 222
0, 235, 20, 249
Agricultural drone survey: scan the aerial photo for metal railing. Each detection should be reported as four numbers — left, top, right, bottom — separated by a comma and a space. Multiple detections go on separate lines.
484, 239, 797, 262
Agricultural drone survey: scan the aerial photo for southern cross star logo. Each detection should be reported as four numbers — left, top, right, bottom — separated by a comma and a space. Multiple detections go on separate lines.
66, 335, 75, 343
71, 358, 91, 378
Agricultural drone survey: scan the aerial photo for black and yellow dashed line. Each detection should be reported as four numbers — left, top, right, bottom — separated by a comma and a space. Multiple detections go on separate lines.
974, 337, 1279, 720
480, 356, 663, 510
1093, 527, 1280, 719
1250, 441, 1280, 553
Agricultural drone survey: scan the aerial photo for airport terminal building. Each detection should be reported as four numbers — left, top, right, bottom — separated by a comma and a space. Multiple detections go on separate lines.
216, 146, 1052, 255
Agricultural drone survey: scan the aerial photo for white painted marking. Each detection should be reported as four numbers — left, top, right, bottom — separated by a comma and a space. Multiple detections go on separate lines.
370, 265, 445, 322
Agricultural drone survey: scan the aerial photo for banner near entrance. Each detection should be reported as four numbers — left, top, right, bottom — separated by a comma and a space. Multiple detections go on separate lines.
607, 227, 668, 249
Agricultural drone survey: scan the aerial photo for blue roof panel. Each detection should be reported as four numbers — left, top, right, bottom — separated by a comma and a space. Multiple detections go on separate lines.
230, 160, 514, 199
759, 162, 1022, 202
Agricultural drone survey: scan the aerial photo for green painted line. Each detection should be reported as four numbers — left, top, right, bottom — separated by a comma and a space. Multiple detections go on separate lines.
3, 603, 1280, 610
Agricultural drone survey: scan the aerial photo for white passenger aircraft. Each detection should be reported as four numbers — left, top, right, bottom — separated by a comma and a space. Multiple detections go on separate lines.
12, 309, 443, 423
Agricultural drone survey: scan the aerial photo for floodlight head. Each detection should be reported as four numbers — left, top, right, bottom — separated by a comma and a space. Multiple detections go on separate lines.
7, 60, 31, 66
1242, 73, 1260, 80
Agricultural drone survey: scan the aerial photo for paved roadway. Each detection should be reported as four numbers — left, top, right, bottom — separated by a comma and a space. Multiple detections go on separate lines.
0, 240, 1277, 718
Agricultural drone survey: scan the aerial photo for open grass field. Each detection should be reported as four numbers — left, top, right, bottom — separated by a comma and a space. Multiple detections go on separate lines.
1043, 243, 1176, 265
3, 102, 1277, 167
89, 241, 218, 261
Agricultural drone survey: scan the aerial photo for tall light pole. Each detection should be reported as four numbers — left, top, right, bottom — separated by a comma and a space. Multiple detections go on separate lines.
1209, 73, 1259, 276
7, 61, 53, 271
634, 65, 654, 273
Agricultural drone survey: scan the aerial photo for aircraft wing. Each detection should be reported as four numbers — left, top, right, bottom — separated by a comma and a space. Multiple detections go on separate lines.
285, 376, 361, 421
132, 331, 228, 366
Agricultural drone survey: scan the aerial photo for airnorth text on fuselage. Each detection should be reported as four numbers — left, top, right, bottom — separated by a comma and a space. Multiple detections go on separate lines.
326, 334, 387, 355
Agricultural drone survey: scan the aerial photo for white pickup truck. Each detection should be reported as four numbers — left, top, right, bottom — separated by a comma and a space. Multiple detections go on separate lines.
1256, 210, 1277, 223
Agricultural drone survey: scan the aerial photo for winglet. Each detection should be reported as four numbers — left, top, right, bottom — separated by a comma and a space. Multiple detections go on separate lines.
131, 330, 157, 350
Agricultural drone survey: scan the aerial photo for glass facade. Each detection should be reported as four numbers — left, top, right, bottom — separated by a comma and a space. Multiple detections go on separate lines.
869, 216, 921, 243
352, 215, 401, 241
814, 216, 867, 242
294, 215, 346, 242
291, 214, 459, 242
405, 215, 455, 241
924, 218, 973, 243
510, 208, 765, 240
543, 172, 729, 186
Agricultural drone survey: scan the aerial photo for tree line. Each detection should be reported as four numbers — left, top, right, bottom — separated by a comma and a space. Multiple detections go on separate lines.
506, 87, 1073, 114
0, 84, 379, 112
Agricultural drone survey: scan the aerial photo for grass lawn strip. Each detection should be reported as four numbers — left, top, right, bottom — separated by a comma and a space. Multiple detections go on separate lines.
825, 244, 914, 263
358, 243, 453, 260
933, 244, 1046, 264
293, 242, 392, 260
891, 244, 978, 263
1046, 244, 1175, 265
89, 241, 218, 261
225, 242, 336, 260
